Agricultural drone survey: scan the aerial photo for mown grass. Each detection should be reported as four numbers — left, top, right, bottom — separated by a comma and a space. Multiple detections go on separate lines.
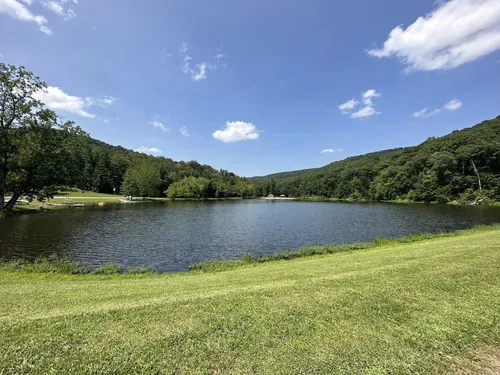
55, 188, 121, 199
1, 227, 500, 374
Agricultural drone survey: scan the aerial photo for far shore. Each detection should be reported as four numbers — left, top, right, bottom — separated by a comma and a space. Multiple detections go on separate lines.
262, 197, 297, 200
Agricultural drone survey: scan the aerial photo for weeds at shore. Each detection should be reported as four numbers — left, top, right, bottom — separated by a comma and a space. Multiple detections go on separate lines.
189, 224, 500, 272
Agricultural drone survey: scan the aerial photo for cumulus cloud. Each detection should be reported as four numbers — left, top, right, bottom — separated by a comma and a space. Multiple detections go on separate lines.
350, 106, 379, 119
179, 126, 189, 137
134, 146, 163, 155
34, 86, 95, 118
212, 121, 260, 143
338, 99, 359, 113
33, 86, 116, 118
362, 89, 381, 106
411, 99, 463, 118
0, 0, 50, 34
367, 0, 500, 71
321, 148, 343, 154
339, 89, 381, 119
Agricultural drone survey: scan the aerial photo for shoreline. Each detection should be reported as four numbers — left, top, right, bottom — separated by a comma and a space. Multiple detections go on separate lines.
2, 195, 498, 217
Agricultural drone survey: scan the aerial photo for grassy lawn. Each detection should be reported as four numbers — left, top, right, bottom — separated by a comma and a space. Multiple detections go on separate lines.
54, 188, 123, 201
1, 230, 500, 374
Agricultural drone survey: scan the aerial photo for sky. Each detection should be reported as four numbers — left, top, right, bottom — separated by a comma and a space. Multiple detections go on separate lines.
1, 0, 499, 177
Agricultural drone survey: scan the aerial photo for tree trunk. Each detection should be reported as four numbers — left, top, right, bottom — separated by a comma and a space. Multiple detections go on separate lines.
4, 190, 23, 212
0, 169, 6, 212
471, 159, 482, 191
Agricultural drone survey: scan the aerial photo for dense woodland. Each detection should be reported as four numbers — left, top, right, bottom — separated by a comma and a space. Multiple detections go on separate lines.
1, 63, 499, 212
253, 116, 500, 204
75, 138, 255, 199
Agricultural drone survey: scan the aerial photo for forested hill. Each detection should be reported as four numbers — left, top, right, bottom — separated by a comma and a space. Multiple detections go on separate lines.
253, 116, 500, 203
71, 136, 255, 199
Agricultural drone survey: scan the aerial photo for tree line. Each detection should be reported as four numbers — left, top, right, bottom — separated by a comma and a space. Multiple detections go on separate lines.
0, 63, 254, 212
253, 116, 500, 204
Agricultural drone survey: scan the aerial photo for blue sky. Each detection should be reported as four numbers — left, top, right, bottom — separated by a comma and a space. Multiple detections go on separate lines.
1, 0, 499, 176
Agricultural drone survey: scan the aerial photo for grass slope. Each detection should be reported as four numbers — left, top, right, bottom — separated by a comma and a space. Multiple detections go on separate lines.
1, 230, 500, 374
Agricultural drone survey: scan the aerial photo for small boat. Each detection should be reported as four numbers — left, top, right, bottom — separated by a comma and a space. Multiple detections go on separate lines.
74, 203, 85, 208
97, 202, 105, 207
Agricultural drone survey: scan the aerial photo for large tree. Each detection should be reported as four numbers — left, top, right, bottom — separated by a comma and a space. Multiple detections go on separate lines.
4, 111, 85, 211
0, 63, 46, 211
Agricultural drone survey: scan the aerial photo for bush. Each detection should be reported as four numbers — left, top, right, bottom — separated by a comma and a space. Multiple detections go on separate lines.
94, 263, 121, 275
0, 255, 89, 274
241, 253, 253, 263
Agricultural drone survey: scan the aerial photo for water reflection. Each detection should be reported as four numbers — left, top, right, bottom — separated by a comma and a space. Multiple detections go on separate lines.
1, 200, 500, 272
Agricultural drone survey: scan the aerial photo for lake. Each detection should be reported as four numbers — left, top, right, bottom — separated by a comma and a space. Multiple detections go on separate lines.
1, 200, 500, 272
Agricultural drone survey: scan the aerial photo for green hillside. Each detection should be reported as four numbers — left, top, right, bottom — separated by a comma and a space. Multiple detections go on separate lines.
254, 116, 500, 203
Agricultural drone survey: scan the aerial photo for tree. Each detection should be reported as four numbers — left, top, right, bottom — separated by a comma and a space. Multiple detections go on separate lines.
4, 111, 86, 211
122, 161, 162, 199
0, 63, 46, 211
165, 177, 210, 198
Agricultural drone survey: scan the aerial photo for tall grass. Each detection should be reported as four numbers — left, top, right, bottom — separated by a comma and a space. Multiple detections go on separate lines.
0, 255, 89, 274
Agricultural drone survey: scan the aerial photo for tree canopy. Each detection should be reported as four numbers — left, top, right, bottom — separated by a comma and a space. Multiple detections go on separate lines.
253, 116, 500, 204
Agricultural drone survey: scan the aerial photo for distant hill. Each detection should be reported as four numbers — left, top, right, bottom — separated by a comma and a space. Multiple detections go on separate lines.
253, 116, 500, 203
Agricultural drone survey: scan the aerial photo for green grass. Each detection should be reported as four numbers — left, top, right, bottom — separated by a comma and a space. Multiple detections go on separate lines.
55, 188, 121, 199
1, 229, 500, 374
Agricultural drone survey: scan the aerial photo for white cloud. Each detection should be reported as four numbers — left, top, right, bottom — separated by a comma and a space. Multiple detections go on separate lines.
338, 98, 359, 113
339, 89, 381, 118
410, 108, 441, 118
191, 62, 208, 81
33, 86, 117, 119
443, 99, 463, 111
41, 0, 76, 20
34, 86, 95, 118
84, 95, 117, 107
152, 120, 168, 132
411, 99, 463, 118
321, 148, 343, 153
39, 25, 52, 34
99, 96, 117, 106
212, 121, 260, 143
134, 146, 162, 155
350, 106, 378, 119
41, 0, 63, 15
368, 0, 500, 71
179, 126, 189, 137
362, 89, 381, 106
0, 0, 49, 34
179, 43, 225, 81
411, 108, 431, 118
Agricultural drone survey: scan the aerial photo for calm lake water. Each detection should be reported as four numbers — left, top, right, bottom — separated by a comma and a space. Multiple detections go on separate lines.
1, 200, 500, 272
